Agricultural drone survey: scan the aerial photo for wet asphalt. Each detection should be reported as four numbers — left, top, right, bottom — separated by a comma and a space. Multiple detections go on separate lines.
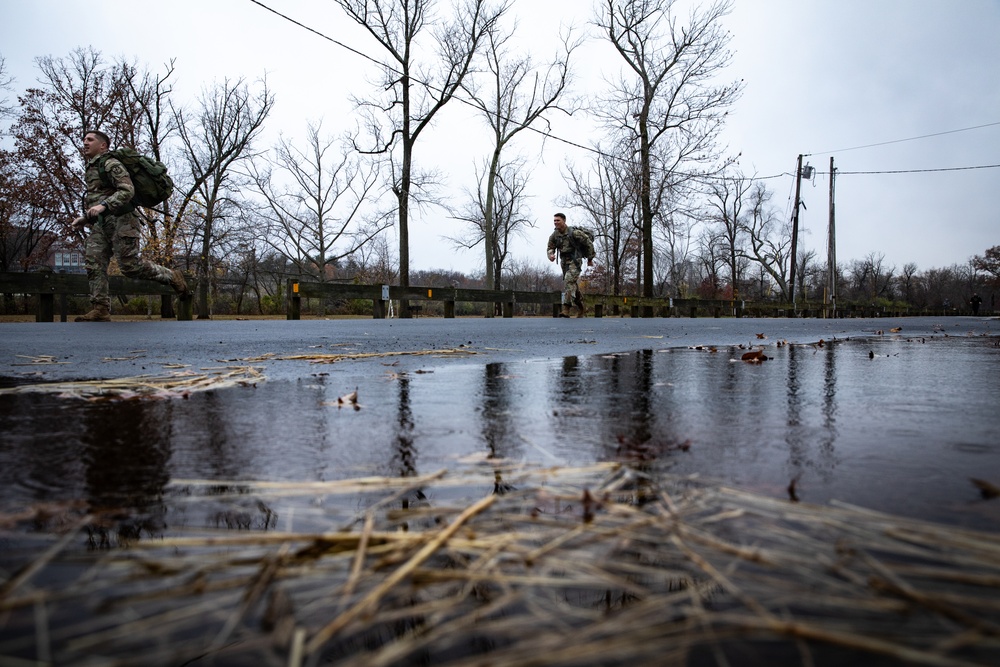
1, 315, 997, 383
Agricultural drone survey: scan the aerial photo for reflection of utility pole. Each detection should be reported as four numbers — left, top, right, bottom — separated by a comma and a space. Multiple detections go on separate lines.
827, 157, 837, 318
789, 155, 803, 313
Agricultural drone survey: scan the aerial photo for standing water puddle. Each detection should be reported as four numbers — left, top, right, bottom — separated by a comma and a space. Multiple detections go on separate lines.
2, 334, 998, 535
2, 332, 1000, 665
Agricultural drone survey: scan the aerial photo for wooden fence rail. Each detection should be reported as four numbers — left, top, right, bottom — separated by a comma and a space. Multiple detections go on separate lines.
0, 271, 193, 322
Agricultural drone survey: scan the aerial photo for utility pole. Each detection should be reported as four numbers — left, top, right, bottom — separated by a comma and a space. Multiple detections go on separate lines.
827, 157, 837, 318
789, 154, 803, 313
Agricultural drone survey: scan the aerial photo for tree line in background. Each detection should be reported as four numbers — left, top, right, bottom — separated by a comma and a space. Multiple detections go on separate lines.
1, 0, 996, 319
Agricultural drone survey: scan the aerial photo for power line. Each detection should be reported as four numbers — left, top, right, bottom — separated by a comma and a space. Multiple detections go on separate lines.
814, 163, 1000, 176
836, 163, 1000, 175
807, 121, 1000, 157
248, 0, 383, 68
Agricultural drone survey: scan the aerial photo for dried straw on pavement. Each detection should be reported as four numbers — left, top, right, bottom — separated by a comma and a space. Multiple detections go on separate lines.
1, 463, 999, 666
0, 366, 263, 400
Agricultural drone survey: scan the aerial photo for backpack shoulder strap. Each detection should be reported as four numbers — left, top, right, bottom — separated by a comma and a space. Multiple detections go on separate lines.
96, 154, 111, 187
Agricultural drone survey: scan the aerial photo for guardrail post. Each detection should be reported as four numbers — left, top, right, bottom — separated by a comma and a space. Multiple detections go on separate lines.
176, 295, 193, 321
594, 303, 603, 318
503, 293, 514, 318
38, 293, 54, 322
286, 280, 300, 320
374, 285, 390, 319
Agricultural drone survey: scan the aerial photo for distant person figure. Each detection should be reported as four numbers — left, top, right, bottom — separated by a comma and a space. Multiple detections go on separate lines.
970, 292, 982, 315
71, 130, 188, 322
547, 212, 595, 318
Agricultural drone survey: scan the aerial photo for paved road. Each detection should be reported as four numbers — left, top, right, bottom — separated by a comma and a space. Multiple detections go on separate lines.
2, 315, 996, 383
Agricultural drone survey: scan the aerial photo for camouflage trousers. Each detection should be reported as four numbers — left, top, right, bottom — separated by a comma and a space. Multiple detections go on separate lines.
83, 213, 174, 308
560, 259, 583, 305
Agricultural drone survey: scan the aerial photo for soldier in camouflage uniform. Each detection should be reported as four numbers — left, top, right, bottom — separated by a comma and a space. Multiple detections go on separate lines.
546, 212, 595, 318
71, 130, 188, 322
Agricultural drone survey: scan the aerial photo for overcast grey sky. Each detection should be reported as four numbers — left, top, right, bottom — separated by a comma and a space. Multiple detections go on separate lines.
2, 0, 998, 277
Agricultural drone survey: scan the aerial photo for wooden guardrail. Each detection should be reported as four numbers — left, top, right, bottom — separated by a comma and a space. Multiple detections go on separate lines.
584, 295, 748, 318
4, 272, 981, 322
0, 271, 193, 322
286, 280, 986, 319
286, 280, 563, 319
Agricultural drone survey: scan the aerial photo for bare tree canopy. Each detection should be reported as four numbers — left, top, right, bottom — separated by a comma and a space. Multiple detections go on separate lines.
332, 0, 509, 315
173, 77, 274, 318
461, 19, 578, 290
249, 122, 390, 287
561, 144, 639, 297
595, 0, 742, 308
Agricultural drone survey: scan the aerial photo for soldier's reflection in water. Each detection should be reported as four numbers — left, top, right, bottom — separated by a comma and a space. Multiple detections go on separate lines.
80, 400, 171, 548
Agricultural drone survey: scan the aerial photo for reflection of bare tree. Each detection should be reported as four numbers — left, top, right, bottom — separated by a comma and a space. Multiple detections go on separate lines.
604, 350, 660, 465
481, 362, 520, 494
81, 402, 170, 547
481, 363, 513, 460
393, 375, 427, 512
549, 355, 587, 445
394, 376, 417, 479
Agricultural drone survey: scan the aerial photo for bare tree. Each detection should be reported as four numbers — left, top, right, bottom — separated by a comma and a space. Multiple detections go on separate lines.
856, 252, 895, 303
332, 0, 509, 316
561, 145, 639, 296
249, 122, 389, 288
173, 77, 274, 318
595, 0, 742, 311
741, 180, 790, 300
449, 157, 531, 294
655, 209, 696, 296
705, 169, 753, 299
462, 21, 577, 290
0, 56, 21, 278
349, 233, 399, 285
895, 261, 919, 305
973, 245, 1000, 284
0, 55, 14, 120
124, 61, 181, 268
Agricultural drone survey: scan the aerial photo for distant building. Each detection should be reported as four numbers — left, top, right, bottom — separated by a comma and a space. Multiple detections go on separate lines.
1, 226, 85, 273
47, 238, 86, 274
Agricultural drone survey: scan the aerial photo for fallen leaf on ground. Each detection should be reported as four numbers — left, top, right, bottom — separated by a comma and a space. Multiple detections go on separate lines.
971, 478, 1000, 500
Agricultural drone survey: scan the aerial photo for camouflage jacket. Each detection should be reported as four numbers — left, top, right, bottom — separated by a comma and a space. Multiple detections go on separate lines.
547, 227, 595, 262
84, 153, 134, 215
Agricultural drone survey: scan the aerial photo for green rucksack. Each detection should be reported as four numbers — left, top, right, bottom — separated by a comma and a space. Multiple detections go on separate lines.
98, 147, 174, 212
570, 226, 596, 259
